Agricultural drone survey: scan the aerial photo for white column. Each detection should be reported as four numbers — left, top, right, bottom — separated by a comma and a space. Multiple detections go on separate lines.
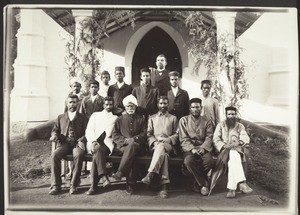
212, 12, 237, 114
10, 9, 49, 122
266, 47, 289, 108
72, 10, 93, 92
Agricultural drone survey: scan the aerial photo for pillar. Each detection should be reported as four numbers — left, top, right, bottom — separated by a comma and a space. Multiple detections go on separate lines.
10, 9, 49, 122
72, 10, 93, 92
266, 47, 289, 108
212, 12, 237, 116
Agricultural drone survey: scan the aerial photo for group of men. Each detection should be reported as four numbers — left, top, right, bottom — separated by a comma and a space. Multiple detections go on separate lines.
49, 54, 253, 199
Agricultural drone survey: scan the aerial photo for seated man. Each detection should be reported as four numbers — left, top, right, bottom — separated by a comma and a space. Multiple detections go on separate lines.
85, 97, 118, 195
178, 98, 214, 196
142, 96, 179, 199
49, 94, 87, 195
213, 106, 253, 198
111, 95, 147, 195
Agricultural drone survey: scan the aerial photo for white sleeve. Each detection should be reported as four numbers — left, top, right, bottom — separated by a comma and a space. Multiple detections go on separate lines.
85, 113, 97, 145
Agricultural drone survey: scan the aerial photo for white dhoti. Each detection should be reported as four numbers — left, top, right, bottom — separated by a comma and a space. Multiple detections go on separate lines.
227, 150, 246, 190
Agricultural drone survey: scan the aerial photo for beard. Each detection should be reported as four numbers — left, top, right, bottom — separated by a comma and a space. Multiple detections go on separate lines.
157, 63, 164, 70
225, 118, 236, 128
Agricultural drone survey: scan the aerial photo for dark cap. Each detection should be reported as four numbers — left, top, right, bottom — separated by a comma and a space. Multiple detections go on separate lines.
189, 98, 202, 105
169, 71, 180, 77
225, 106, 237, 112
140, 67, 151, 73
115, 66, 125, 72
89, 80, 99, 87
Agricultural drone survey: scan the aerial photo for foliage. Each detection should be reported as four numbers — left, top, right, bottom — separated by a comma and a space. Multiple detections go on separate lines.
64, 10, 136, 92
246, 126, 290, 195
9, 8, 20, 91
176, 11, 249, 108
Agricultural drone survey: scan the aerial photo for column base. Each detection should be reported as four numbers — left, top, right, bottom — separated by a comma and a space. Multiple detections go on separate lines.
10, 94, 49, 122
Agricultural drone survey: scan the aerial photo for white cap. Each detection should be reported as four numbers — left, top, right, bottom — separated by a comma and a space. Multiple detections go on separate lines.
122, 94, 138, 107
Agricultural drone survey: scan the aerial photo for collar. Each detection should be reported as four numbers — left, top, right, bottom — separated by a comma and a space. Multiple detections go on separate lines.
158, 111, 168, 116
141, 83, 150, 88
68, 111, 76, 121
171, 86, 179, 93
117, 82, 125, 88
157, 68, 165, 72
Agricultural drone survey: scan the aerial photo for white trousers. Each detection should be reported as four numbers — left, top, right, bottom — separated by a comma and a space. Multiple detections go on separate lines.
227, 150, 246, 190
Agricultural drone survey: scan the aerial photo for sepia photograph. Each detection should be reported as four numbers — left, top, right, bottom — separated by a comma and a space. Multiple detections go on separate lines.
3, 3, 298, 215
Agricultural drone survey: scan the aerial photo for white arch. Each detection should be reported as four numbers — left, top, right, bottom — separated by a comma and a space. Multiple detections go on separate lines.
124, 22, 188, 82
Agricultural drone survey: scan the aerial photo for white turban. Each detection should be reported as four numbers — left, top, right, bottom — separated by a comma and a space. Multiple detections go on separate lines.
123, 94, 138, 107
69, 77, 82, 86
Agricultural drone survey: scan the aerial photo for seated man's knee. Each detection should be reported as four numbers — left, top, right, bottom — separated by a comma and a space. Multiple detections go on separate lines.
229, 150, 241, 162
184, 155, 194, 167
73, 148, 84, 158
154, 144, 165, 153
127, 141, 140, 149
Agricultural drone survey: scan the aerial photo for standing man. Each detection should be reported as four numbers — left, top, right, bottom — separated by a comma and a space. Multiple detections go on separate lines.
150, 54, 171, 96
111, 95, 147, 195
85, 97, 118, 195
79, 80, 104, 120
79, 80, 104, 175
167, 71, 190, 120
142, 96, 179, 199
199, 80, 220, 129
178, 98, 214, 196
98, 70, 111, 97
132, 68, 160, 117
213, 106, 253, 198
64, 77, 85, 112
49, 95, 87, 195
107, 66, 133, 113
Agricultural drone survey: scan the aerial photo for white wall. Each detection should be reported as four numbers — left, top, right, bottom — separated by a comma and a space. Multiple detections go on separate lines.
238, 11, 298, 108
42, 11, 71, 119
237, 10, 298, 124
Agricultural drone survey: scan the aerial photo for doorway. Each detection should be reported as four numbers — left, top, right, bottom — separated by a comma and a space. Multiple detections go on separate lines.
131, 27, 182, 86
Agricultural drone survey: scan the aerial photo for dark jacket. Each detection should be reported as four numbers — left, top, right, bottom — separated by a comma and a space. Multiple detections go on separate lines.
79, 94, 104, 119
150, 69, 171, 96
167, 88, 190, 120
107, 83, 133, 110
112, 113, 147, 148
51, 111, 87, 145
132, 84, 160, 116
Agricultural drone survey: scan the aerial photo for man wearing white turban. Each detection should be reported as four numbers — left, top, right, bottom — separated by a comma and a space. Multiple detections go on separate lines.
111, 94, 147, 195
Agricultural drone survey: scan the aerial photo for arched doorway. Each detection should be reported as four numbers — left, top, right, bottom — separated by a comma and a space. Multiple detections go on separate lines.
131, 27, 182, 86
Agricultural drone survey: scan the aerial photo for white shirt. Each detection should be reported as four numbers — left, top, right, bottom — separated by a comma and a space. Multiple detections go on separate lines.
85, 110, 118, 154
91, 94, 97, 103
117, 82, 125, 89
98, 84, 109, 97
171, 86, 179, 96
68, 111, 76, 121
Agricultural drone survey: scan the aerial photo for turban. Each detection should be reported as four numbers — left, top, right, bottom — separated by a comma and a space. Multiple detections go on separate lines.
115, 66, 125, 72
189, 98, 202, 105
69, 77, 81, 86
169, 71, 179, 77
225, 106, 237, 112
123, 94, 138, 107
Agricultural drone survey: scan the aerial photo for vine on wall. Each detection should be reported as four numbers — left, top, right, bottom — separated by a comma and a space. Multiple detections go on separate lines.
64, 9, 248, 106
64, 10, 136, 93
176, 11, 249, 109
